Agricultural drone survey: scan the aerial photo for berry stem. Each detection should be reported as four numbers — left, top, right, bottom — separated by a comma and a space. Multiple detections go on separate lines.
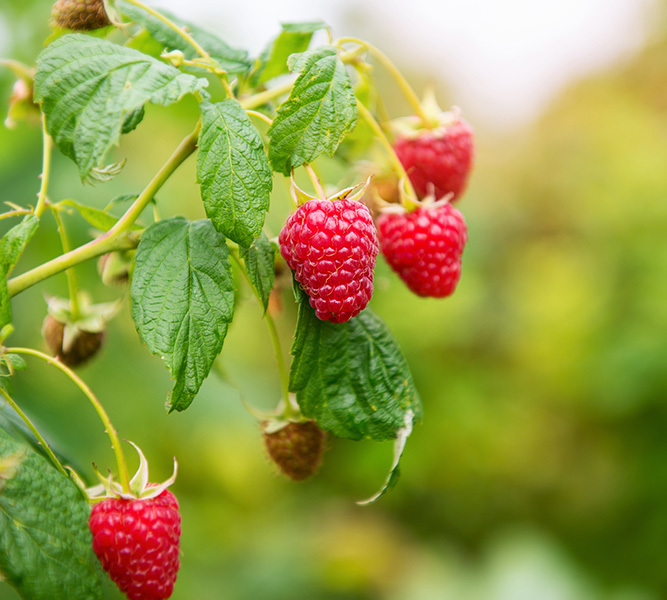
0, 209, 33, 222
33, 117, 53, 219
8, 121, 201, 297
240, 79, 294, 110
337, 37, 430, 125
6, 347, 132, 494
228, 252, 291, 409
50, 207, 81, 321
304, 164, 327, 200
0, 386, 68, 477
245, 110, 273, 127
355, 100, 419, 209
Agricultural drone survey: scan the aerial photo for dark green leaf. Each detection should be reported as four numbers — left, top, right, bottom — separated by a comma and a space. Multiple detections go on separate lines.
130, 218, 235, 411
0, 214, 39, 275
290, 303, 421, 441
239, 232, 275, 312
197, 99, 273, 247
0, 426, 105, 599
118, 1, 251, 75
267, 46, 357, 175
34, 34, 207, 180
121, 105, 145, 134
254, 21, 325, 84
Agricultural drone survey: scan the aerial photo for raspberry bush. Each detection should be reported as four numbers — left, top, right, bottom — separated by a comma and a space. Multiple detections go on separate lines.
0, 0, 474, 597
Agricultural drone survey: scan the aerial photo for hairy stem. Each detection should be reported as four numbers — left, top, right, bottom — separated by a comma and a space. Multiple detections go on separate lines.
33, 118, 53, 219
0, 386, 68, 477
337, 37, 429, 124
51, 208, 81, 320
228, 252, 291, 408
356, 100, 419, 206
8, 121, 201, 297
7, 347, 131, 494
304, 164, 326, 200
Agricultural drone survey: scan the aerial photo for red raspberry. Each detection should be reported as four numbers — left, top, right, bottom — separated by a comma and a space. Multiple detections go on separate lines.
377, 203, 468, 298
89, 489, 181, 600
279, 199, 379, 323
394, 117, 474, 201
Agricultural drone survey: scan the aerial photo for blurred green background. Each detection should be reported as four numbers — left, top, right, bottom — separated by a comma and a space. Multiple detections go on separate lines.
2, 1, 667, 599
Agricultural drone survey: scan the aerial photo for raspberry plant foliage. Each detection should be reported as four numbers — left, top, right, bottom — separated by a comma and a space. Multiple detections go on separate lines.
0, 1, 474, 597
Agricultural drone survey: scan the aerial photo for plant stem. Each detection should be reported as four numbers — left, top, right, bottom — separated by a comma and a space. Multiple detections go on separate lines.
0, 209, 32, 221
110, 120, 201, 236
34, 118, 53, 219
356, 100, 419, 206
337, 37, 429, 124
7, 347, 131, 493
122, 0, 209, 59
228, 252, 291, 408
8, 121, 200, 297
304, 164, 326, 200
245, 110, 273, 127
240, 79, 294, 110
50, 207, 81, 320
0, 386, 68, 477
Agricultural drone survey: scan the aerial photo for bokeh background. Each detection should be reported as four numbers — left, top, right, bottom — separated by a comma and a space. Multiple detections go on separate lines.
2, 0, 667, 598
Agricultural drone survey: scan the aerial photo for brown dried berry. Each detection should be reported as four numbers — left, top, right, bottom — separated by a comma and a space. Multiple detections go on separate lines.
51, 0, 110, 31
262, 421, 326, 481
42, 315, 104, 368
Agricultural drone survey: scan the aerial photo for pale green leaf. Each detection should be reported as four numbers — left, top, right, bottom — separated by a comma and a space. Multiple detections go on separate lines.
118, 1, 251, 75
267, 46, 357, 175
34, 34, 207, 180
197, 99, 273, 247
0, 214, 39, 275
130, 218, 235, 411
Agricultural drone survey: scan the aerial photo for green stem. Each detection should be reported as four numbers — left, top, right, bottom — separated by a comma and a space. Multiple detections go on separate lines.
0, 209, 32, 221
246, 109, 273, 127
337, 37, 429, 124
240, 79, 294, 110
228, 252, 291, 408
122, 0, 209, 59
110, 120, 201, 236
50, 207, 81, 320
8, 121, 200, 297
34, 118, 53, 219
6, 347, 131, 494
0, 386, 68, 477
304, 164, 326, 200
356, 100, 418, 206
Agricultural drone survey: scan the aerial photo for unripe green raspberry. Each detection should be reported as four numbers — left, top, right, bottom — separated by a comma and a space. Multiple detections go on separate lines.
51, 0, 110, 31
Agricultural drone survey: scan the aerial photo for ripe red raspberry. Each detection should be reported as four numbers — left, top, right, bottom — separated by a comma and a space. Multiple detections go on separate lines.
377, 203, 468, 298
263, 420, 326, 481
279, 199, 379, 323
394, 116, 474, 201
89, 489, 181, 600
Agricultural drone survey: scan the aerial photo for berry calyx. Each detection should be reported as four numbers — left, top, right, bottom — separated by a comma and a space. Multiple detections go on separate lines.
262, 420, 326, 481
377, 200, 468, 298
41, 294, 118, 368
87, 443, 181, 600
51, 0, 110, 31
279, 180, 379, 323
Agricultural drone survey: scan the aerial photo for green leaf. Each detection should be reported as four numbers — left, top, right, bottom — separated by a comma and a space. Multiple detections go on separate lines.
121, 105, 145, 134
0, 426, 105, 599
267, 46, 358, 175
118, 1, 251, 75
197, 99, 273, 247
34, 34, 207, 180
130, 218, 235, 412
290, 303, 422, 441
56, 199, 125, 232
239, 232, 275, 312
254, 21, 325, 84
0, 214, 39, 275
